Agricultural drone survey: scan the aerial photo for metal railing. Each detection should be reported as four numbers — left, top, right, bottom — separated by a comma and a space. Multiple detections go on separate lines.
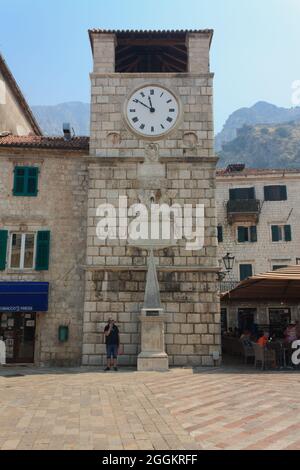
227, 199, 261, 214
219, 280, 240, 293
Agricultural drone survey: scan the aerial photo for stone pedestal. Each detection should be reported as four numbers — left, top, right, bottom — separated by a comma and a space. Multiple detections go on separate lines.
137, 308, 169, 371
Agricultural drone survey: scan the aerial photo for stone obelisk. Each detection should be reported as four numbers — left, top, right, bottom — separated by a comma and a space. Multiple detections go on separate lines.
137, 250, 169, 371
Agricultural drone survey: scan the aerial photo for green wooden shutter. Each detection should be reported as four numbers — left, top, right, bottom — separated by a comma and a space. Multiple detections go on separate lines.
238, 226, 246, 243
13, 167, 25, 195
250, 226, 257, 243
27, 167, 38, 196
229, 189, 237, 201
0, 230, 8, 271
35, 231, 50, 271
272, 225, 280, 242
240, 264, 253, 281
217, 225, 223, 243
248, 187, 255, 200
280, 186, 287, 201
284, 225, 292, 242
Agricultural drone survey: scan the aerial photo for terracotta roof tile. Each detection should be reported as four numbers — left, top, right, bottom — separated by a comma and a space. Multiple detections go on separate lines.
216, 168, 300, 177
89, 28, 213, 35
0, 134, 89, 151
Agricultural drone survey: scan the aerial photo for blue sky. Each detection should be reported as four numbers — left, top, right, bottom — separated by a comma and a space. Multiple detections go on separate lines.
1, 0, 299, 132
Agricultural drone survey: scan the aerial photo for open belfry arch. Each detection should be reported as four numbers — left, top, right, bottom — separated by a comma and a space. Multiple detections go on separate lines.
83, 29, 221, 367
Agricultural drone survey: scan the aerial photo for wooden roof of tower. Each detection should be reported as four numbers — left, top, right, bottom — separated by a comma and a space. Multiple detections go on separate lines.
89, 29, 214, 73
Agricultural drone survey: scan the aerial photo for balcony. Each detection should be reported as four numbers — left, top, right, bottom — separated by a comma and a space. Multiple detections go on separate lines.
227, 199, 261, 225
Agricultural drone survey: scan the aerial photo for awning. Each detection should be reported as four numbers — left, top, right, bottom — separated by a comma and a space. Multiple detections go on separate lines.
221, 266, 300, 302
0, 282, 49, 312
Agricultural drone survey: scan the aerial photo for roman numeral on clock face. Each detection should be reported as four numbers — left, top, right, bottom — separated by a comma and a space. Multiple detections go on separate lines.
132, 117, 139, 123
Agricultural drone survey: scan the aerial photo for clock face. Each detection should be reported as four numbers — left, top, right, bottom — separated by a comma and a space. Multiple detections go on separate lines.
126, 85, 179, 137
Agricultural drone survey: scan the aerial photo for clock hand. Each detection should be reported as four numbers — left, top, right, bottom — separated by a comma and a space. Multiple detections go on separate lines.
133, 99, 152, 110
148, 96, 155, 113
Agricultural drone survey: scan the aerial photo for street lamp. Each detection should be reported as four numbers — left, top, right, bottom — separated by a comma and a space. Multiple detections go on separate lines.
222, 253, 235, 273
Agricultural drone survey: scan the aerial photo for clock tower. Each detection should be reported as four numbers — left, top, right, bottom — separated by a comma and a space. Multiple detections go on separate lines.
83, 29, 221, 367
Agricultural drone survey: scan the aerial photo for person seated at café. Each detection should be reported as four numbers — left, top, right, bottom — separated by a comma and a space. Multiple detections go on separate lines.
240, 330, 252, 347
240, 330, 251, 340
295, 321, 300, 340
224, 327, 234, 336
284, 323, 297, 345
257, 331, 270, 347
257, 332, 276, 367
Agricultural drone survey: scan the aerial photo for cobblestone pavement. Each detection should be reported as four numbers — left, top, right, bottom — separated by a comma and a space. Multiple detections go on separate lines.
0, 366, 300, 450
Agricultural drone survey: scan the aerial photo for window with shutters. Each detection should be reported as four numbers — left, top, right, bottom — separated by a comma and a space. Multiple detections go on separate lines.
264, 185, 287, 201
8, 231, 50, 270
271, 225, 292, 242
9, 233, 35, 269
237, 226, 257, 243
272, 265, 288, 271
13, 166, 39, 196
229, 187, 255, 201
239, 264, 253, 281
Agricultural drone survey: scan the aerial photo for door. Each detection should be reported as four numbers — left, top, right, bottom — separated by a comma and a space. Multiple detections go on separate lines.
0, 312, 36, 363
238, 308, 256, 334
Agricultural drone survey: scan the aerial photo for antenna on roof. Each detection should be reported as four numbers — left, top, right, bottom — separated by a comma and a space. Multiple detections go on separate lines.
63, 123, 72, 141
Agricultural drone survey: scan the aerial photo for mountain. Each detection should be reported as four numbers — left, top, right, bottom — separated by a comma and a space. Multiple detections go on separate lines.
215, 101, 300, 151
31, 102, 90, 136
30, 100, 300, 169
218, 121, 300, 169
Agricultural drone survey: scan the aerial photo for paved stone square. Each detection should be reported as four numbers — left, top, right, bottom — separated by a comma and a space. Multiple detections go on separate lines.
0, 366, 300, 450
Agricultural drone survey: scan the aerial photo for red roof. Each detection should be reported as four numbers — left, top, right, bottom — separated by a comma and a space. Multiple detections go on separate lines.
217, 168, 300, 177
0, 134, 89, 151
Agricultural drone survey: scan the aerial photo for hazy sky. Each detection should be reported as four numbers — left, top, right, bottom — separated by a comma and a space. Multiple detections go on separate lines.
1, 0, 300, 132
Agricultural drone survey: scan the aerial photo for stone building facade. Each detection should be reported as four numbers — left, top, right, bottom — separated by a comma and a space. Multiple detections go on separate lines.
0, 137, 88, 365
217, 166, 300, 331
217, 167, 300, 281
82, 29, 221, 367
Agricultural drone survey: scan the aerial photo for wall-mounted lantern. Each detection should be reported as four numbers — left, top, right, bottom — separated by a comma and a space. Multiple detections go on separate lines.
222, 252, 235, 273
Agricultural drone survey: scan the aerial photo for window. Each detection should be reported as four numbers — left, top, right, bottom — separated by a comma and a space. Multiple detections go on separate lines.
13, 166, 39, 196
237, 226, 257, 243
271, 225, 292, 242
10, 233, 35, 269
239, 264, 253, 281
272, 265, 288, 271
264, 185, 287, 201
229, 187, 255, 200
217, 225, 223, 243
8, 231, 50, 271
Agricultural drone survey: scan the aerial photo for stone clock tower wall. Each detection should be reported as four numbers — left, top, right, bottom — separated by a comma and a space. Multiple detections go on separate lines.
83, 30, 221, 367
